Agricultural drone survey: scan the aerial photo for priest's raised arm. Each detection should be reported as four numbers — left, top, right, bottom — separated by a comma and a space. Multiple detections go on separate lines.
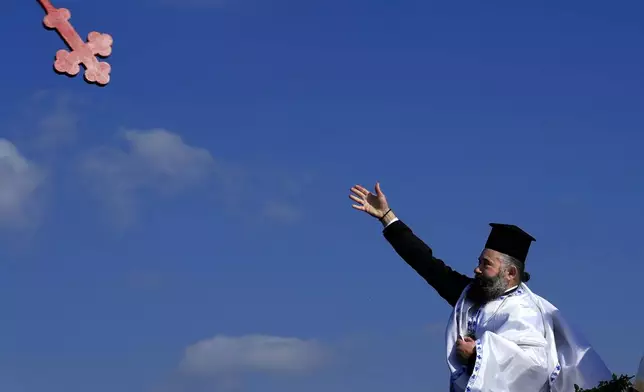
349, 182, 472, 307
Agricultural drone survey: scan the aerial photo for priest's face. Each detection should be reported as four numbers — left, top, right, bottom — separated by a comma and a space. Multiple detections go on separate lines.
468, 249, 511, 303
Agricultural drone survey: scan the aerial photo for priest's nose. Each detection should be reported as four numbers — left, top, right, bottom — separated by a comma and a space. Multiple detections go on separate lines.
474, 266, 482, 275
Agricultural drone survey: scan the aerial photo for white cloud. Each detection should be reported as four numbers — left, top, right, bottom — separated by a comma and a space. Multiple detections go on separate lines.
0, 139, 45, 228
122, 129, 214, 185
179, 334, 327, 376
80, 129, 215, 224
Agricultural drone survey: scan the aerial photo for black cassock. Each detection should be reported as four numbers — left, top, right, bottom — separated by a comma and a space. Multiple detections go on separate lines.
382, 219, 473, 307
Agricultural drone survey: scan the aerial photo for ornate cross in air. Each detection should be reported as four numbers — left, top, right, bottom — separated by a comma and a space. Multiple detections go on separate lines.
37, 0, 113, 86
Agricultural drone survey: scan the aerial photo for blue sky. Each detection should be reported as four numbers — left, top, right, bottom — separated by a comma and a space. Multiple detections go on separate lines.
1, 0, 643, 390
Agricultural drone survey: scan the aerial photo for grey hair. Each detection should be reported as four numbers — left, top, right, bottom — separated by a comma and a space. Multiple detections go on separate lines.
498, 253, 530, 282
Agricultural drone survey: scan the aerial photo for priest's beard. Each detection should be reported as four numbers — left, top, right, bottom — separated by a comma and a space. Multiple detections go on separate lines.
467, 268, 509, 304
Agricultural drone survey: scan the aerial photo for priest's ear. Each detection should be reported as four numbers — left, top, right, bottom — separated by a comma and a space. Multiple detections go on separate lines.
505, 264, 519, 280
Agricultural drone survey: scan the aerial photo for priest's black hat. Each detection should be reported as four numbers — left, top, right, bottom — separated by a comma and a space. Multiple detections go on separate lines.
484, 223, 535, 263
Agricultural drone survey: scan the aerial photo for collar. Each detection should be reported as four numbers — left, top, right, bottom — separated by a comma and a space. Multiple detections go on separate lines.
503, 285, 520, 296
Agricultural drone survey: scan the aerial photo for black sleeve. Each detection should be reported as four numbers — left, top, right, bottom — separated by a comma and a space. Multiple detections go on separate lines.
382, 220, 472, 307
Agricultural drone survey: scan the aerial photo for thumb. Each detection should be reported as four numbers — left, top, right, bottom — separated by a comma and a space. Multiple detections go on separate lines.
375, 182, 383, 196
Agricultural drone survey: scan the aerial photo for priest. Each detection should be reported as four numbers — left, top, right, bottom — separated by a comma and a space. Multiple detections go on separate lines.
349, 182, 612, 392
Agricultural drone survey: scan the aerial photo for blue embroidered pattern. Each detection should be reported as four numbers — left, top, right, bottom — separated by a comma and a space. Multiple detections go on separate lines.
464, 339, 484, 391
549, 362, 562, 384
467, 307, 483, 336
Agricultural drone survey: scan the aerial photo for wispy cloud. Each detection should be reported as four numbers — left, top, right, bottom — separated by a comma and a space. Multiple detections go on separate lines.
3, 94, 307, 229
80, 128, 307, 226
0, 139, 46, 229
80, 128, 215, 225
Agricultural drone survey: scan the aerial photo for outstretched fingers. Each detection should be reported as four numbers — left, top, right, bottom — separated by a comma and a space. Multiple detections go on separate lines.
349, 193, 365, 210
349, 186, 368, 211
351, 185, 371, 198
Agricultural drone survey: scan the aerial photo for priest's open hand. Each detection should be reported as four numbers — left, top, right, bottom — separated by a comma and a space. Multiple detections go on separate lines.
349, 182, 390, 219
455, 336, 476, 363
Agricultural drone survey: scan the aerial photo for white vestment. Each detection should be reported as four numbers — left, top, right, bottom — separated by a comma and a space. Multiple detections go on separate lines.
445, 283, 611, 392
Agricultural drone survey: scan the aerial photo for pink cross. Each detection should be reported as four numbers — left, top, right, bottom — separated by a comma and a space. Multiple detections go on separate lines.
37, 0, 113, 86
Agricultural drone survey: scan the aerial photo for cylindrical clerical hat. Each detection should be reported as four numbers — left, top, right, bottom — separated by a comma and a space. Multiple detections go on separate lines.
484, 223, 536, 263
